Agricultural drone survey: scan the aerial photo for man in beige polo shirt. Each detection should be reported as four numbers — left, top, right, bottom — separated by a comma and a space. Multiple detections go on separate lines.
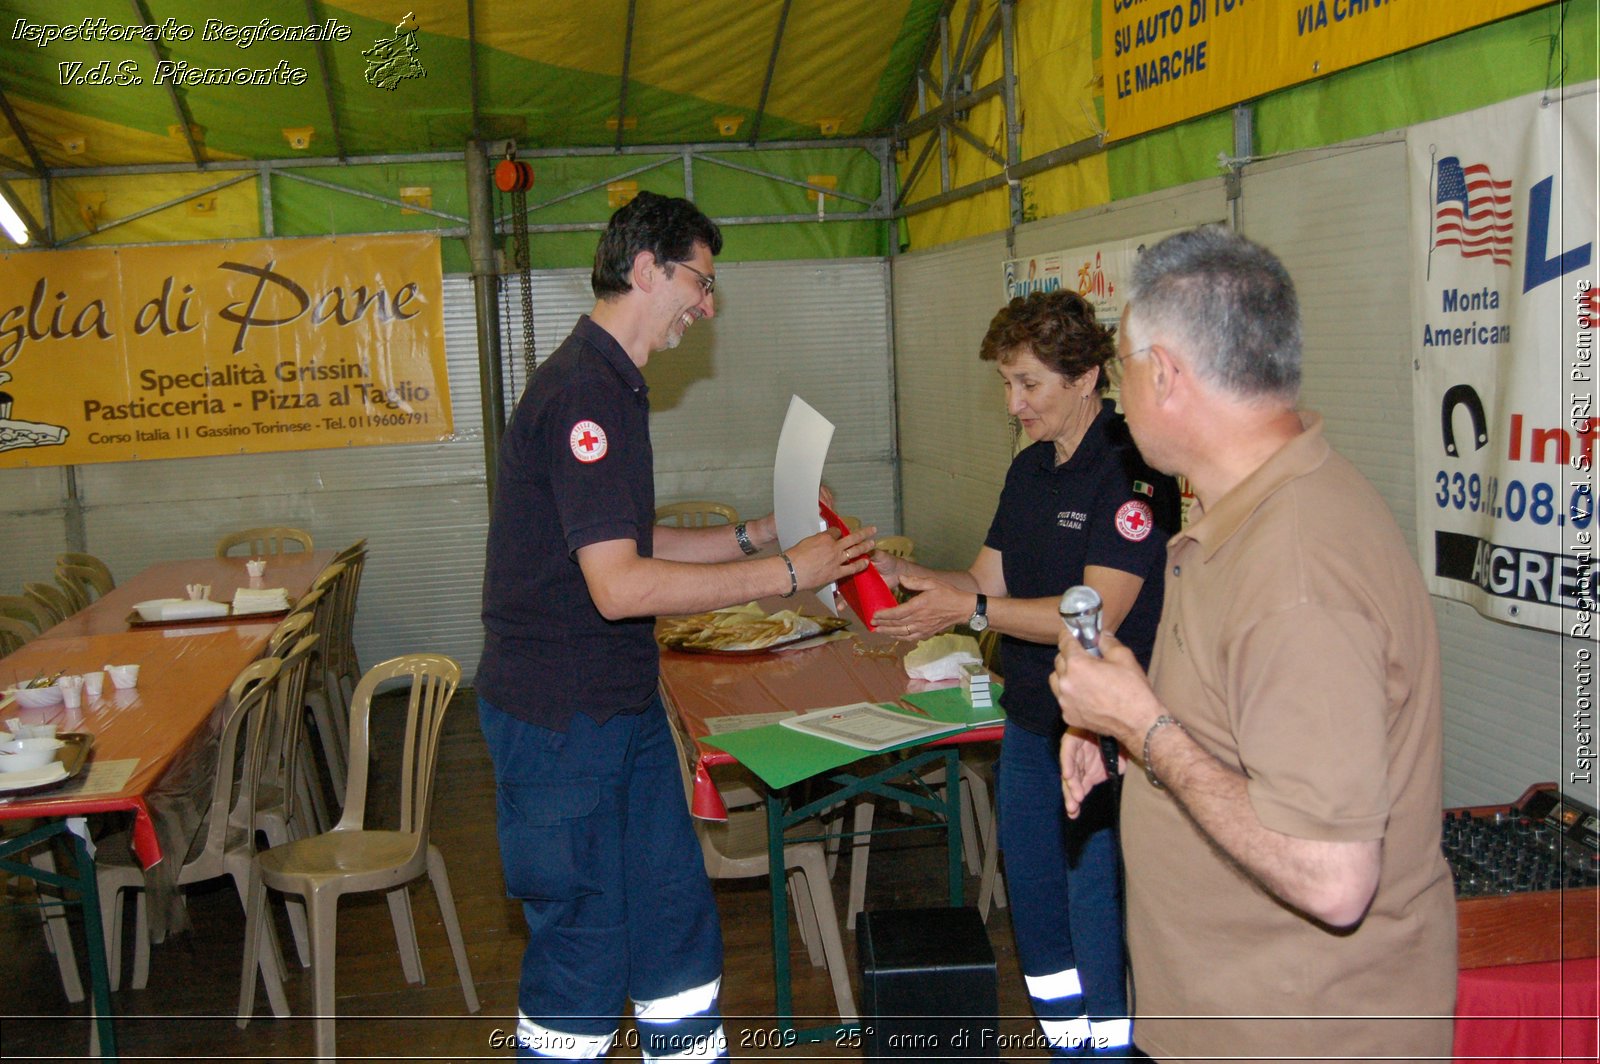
1050, 226, 1456, 1061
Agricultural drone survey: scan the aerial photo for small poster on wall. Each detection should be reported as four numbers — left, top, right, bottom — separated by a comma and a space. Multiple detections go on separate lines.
1003, 232, 1182, 326
1409, 86, 1597, 635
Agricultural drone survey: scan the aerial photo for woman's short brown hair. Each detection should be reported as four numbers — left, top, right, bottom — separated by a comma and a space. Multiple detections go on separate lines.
978, 290, 1115, 391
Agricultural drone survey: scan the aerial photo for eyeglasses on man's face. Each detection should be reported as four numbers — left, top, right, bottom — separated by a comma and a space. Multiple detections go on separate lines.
1109, 345, 1151, 384
674, 261, 716, 297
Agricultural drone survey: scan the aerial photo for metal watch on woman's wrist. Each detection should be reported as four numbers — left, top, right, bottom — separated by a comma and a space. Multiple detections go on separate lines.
968, 593, 989, 632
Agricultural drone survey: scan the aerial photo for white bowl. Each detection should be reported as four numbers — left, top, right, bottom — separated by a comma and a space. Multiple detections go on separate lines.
7, 685, 64, 709
0, 737, 63, 773
132, 598, 184, 623
7, 722, 57, 741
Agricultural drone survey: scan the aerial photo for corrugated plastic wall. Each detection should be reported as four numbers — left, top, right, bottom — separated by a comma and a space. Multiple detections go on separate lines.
505, 260, 899, 534
891, 230, 1014, 571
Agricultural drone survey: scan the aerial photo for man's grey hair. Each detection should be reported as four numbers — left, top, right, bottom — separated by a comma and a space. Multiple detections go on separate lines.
1127, 226, 1302, 400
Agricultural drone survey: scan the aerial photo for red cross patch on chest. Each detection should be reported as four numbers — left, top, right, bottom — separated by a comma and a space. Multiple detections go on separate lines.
569, 420, 608, 463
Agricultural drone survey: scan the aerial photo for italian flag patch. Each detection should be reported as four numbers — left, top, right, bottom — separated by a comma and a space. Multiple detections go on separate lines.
1133, 480, 1155, 497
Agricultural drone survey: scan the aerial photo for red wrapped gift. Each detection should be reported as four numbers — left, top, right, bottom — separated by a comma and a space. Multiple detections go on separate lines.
819, 502, 897, 630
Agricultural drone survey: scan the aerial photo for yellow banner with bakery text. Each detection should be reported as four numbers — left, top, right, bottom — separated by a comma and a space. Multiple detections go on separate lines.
1102, 0, 1551, 142
0, 234, 451, 467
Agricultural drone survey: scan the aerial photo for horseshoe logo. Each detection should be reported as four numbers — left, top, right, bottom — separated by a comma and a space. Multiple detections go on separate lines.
1441, 384, 1488, 457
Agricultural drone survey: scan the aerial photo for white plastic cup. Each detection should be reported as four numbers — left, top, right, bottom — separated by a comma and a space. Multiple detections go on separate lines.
80, 671, 104, 699
106, 663, 140, 690
57, 675, 83, 709
185, 583, 211, 601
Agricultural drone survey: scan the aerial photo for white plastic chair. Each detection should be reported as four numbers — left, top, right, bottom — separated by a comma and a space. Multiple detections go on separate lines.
265, 611, 331, 835
875, 535, 915, 560
0, 615, 36, 655
654, 501, 739, 527
93, 657, 294, 1015
236, 654, 480, 1059
292, 571, 350, 807
841, 754, 1007, 928
229, 632, 322, 966
324, 540, 369, 713
665, 702, 856, 1020
215, 526, 314, 558
56, 552, 116, 594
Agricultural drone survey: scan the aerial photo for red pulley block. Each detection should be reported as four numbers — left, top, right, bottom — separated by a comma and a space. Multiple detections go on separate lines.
494, 159, 535, 193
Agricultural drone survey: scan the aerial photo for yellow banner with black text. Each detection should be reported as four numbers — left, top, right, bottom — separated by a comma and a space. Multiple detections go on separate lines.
1101, 0, 1550, 141
0, 234, 451, 467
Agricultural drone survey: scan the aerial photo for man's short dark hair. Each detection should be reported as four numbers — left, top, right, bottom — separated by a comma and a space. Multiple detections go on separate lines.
1128, 226, 1302, 400
591, 191, 723, 299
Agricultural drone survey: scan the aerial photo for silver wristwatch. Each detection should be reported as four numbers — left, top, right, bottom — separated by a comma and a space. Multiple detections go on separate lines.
734, 521, 759, 556
968, 593, 989, 633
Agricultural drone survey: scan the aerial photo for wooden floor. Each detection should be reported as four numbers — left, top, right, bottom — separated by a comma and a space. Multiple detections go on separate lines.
0, 691, 1051, 1061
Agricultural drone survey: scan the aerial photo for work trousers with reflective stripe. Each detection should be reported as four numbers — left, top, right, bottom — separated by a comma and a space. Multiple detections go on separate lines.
480, 695, 728, 1062
997, 719, 1129, 1057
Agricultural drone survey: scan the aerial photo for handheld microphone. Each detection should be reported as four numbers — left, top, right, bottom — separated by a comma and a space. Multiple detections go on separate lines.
1059, 585, 1105, 658
1059, 585, 1122, 786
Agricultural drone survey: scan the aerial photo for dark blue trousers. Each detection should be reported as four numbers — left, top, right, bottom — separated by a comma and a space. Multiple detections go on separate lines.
480, 695, 727, 1061
997, 719, 1130, 1056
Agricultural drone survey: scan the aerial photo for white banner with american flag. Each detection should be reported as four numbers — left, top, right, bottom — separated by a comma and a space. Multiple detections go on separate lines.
1410, 85, 1597, 634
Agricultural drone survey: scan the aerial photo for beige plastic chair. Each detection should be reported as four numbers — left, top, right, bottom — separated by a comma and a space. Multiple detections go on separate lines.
23, 581, 73, 625
0, 615, 36, 655
236, 654, 480, 1058
665, 701, 857, 1020
0, 594, 52, 633
216, 526, 314, 558
230, 632, 322, 966
94, 657, 294, 1016
56, 552, 116, 593
875, 535, 915, 560
55, 565, 107, 610
263, 609, 331, 834
5, 827, 86, 1004
276, 587, 345, 808
654, 501, 739, 527
324, 541, 369, 711
841, 754, 1006, 928
299, 566, 351, 805
267, 609, 314, 655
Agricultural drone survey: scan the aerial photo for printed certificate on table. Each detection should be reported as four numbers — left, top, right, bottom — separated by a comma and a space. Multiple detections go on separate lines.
779, 702, 961, 752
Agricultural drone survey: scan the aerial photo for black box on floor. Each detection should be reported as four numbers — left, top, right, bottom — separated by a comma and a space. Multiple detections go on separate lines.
856, 906, 998, 1059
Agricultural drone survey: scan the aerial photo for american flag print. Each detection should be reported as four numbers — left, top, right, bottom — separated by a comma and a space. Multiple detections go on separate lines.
1433, 156, 1514, 267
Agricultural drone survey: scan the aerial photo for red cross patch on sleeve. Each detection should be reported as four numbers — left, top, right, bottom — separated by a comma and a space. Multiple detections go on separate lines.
569, 420, 608, 463
1115, 499, 1154, 542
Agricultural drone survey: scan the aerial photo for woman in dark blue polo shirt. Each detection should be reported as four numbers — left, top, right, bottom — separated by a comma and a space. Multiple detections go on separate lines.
873, 290, 1178, 1058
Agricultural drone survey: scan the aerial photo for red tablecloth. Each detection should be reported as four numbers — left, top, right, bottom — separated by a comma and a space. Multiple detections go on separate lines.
1455, 958, 1599, 1063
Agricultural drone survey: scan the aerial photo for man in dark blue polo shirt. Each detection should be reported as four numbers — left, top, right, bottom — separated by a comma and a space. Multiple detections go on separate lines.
478, 192, 874, 1062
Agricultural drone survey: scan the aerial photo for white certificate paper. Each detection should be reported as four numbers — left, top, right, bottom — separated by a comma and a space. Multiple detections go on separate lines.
772, 395, 836, 615
779, 702, 962, 751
